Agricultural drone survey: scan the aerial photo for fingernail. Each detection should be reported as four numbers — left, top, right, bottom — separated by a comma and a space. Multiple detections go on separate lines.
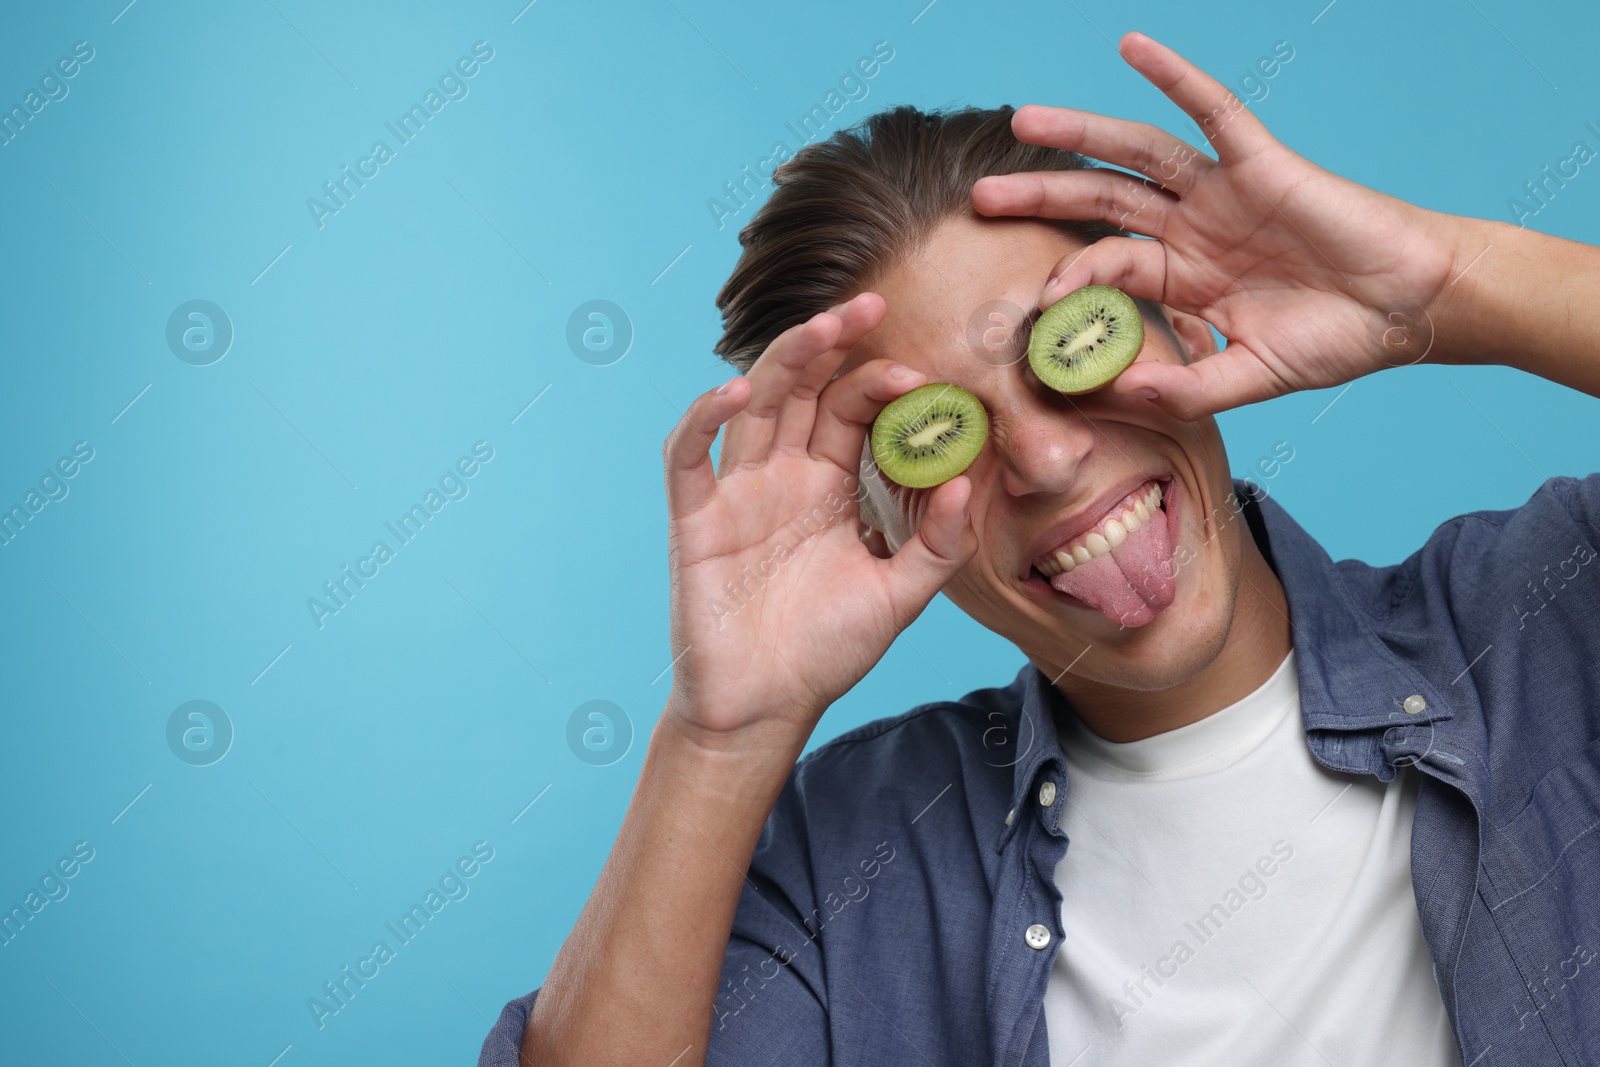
715, 379, 734, 395
1130, 387, 1159, 400
888, 365, 916, 380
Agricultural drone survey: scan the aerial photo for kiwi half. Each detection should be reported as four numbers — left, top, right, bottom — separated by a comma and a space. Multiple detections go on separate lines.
870, 383, 988, 489
1028, 285, 1144, 394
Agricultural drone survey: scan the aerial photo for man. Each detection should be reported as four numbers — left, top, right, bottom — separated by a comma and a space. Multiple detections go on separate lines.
483, 32, 1600, 1066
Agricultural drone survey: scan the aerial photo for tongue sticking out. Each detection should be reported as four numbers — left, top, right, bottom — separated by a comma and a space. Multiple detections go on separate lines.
1048, 507, 1177, 627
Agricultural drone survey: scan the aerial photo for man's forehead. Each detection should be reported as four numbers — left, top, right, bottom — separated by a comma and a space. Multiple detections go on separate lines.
846, 216, 1090, 372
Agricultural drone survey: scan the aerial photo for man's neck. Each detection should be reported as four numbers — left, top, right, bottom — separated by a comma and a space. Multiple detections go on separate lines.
1056, 537, 1294, 743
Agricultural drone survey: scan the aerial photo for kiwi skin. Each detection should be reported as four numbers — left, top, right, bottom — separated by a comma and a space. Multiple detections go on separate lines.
870, 383, 989, 490
1028, 285, 1145, 395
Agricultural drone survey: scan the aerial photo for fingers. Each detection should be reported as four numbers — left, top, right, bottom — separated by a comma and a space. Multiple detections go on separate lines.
1111, 347, 1289, 421
880, 476, 977, 616
1038, 235, 1170, 309
717, 313, 839, 470
807, 359, 929, 472
1117, 31, 1279, 164
772, 293, 888, 453
664, 376, 751, 518
718, 293, 885, 470
971, 168, 1179, 239
992, 105, 1214, 197
987, 33, 1280, 185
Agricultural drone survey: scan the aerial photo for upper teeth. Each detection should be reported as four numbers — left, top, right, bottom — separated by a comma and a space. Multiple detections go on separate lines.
1036, 482, 1162, 577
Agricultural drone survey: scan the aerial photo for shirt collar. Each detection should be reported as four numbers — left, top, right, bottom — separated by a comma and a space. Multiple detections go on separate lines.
1003, 477, 1457, 824
1245, 479, 1457, 744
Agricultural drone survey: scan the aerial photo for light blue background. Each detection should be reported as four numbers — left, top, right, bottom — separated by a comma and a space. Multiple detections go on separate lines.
2, 0, 1596, 1062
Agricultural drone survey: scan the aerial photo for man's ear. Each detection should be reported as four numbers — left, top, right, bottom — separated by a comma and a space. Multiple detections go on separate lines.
1163, 308, 1219, 364
859, 518, 895, 561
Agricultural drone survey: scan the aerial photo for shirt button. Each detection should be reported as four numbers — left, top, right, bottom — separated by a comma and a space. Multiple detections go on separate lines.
1025, 924, 1052, 950
1403, 694, 1427, 715
1004, 807, 1016, 826
1038, 781, 1057, 807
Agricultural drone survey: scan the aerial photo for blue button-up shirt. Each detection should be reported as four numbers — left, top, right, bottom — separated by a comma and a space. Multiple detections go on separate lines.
481, 475, 1600, 1066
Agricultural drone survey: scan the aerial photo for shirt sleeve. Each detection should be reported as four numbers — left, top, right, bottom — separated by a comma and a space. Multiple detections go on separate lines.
705, 931, 831, 1066
704, 762, 835, 1065
1468, 473, 1600, 647
477, 989, 537, 1067
1423, 473, 1600, 721
477, 766, 834, 1065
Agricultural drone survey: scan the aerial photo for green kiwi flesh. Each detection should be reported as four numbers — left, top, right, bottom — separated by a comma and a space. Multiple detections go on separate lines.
870, 383, 988, 489
1028, 285, 1144, 394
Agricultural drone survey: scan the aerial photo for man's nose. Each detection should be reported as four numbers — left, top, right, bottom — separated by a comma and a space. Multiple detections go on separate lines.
993, 398, 1098, 498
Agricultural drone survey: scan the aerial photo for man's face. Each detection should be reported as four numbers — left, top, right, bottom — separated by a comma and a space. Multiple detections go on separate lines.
845, 214, 1249, 692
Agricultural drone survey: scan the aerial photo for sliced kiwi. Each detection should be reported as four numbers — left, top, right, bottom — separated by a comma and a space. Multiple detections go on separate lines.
870, 383, 988, 489
1028, 285, 1144, 394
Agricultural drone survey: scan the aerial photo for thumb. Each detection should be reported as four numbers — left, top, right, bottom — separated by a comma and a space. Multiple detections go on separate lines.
1111, 348, 1286, 421
881, 475, 978, 611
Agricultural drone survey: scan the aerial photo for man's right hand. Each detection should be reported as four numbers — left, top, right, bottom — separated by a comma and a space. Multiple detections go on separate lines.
661, 291, 979, 745
517, 293, 977, 1067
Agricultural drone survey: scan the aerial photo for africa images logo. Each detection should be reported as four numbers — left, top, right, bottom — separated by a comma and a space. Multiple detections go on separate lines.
705, 40, 895, 231
306, 42, 495, 229
305, 441, 494, 629
307, 842, 495, 1030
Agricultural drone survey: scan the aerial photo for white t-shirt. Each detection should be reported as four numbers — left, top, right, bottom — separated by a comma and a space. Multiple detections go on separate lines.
1043, 648, 1463, 1066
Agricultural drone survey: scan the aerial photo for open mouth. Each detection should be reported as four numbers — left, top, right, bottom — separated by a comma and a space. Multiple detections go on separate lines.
1023, 476, 1180, 628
